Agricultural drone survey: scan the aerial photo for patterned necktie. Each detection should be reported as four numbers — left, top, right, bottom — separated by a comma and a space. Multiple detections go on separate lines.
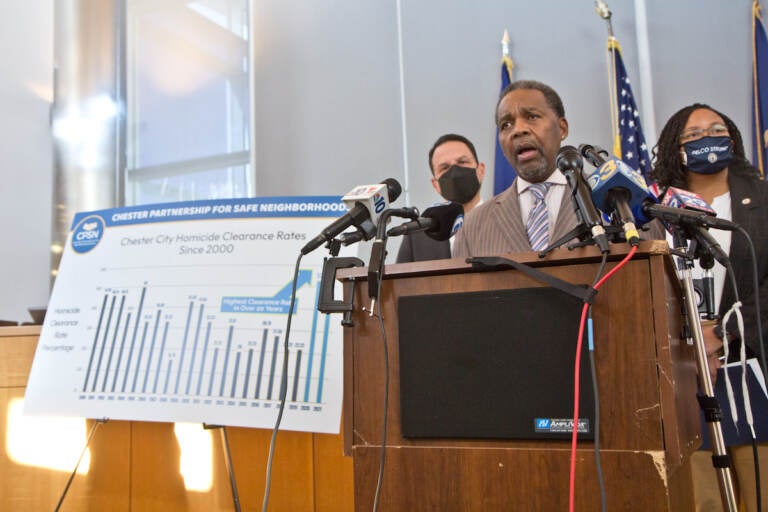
526, 182, 552, 250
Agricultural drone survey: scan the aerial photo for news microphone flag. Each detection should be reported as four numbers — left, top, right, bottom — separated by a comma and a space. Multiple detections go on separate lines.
493, 30, 517, 195
607, 36, 652, 182
752, 1, 768, 178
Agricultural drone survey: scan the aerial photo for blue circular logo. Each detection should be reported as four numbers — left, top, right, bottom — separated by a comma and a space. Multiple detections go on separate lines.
71, 215, 105, 254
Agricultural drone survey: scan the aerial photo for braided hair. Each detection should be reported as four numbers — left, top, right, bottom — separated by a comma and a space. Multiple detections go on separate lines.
650, 103, 748, 190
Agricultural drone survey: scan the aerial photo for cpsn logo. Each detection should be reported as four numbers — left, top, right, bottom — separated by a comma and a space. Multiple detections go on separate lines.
71, 215, 105, 254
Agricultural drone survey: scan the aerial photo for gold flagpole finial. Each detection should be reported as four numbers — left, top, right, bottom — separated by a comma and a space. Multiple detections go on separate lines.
501, 29, 510, 58
500, 30, 514, 76
594, 0, 614, 37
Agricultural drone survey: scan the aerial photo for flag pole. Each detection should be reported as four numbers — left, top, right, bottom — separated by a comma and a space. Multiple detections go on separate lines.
501, 29, 514, 83
595, 2, 620, 158
594, 0, 614, 37
753, 0, 765, 177
493, 30, 517, 194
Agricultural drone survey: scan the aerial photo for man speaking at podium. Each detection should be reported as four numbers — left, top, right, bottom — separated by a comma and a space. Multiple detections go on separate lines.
453, 80, 578, 257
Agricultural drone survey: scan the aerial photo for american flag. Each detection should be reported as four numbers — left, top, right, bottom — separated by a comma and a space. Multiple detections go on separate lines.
609, 37, 651, 180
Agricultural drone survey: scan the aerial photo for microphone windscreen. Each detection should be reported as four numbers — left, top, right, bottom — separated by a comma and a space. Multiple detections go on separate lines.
556, 145, 583, 173
583, 156, 656, 223
382, 178, 402, 202
422, 201, 464, 241
660, 187, 716, 215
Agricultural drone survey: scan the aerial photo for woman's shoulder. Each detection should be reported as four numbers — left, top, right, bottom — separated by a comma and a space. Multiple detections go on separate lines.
729, 159, 768, 191
730, 158, 763, 178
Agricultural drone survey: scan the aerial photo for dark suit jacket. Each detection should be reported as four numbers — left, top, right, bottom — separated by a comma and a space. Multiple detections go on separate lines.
718, 161, 768, 357
395, 230, 451, 263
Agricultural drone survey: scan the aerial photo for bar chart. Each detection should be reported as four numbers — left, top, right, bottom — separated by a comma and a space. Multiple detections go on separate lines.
25, 197, 349, 433
77, 274, 331, 405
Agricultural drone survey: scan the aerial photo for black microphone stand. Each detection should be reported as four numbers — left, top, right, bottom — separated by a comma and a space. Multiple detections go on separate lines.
670, 228, 738, 512
366, 207, 419, 313
540, 223, 624, 257
694, 246, 718, 321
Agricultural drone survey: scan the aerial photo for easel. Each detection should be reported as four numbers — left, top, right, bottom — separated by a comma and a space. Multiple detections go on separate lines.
54, 419, 243, 512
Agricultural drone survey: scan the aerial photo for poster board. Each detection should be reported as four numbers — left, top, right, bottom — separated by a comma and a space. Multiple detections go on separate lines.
25, 196, 353, 433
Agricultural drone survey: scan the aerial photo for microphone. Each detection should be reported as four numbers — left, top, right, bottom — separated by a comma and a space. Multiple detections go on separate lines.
337, 231, 366, 246
686, 224, 730, 267
645, 188, 739, 231
579, 144, 739, 232
580, 144, 737, 267
579, 151, 645, 246
301, 178, 402, 254
700, 268, 718, 320
555, 146, 610, 251
386, 201, 464, 241
579, 143, 611, 168
661, 187, 717, 215
660, 188, 731, 267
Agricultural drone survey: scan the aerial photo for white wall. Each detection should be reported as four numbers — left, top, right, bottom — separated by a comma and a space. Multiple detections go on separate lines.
0, 0, 758, 321
0, 1, 53, 322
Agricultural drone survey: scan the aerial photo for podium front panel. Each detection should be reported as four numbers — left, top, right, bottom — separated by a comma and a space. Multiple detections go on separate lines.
341, 246, 698, 511
398, 287, 594, 441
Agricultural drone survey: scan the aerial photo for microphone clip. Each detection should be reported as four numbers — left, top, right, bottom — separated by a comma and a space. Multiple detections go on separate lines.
367, 207, 420, 305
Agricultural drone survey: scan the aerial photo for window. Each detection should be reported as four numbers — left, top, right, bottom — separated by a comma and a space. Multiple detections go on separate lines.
125, 0, 252, 204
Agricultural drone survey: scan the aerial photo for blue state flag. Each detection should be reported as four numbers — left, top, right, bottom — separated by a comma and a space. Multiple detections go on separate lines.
752, 1, 768, 178
493, 56, 516, 195
608, 38, 651, 181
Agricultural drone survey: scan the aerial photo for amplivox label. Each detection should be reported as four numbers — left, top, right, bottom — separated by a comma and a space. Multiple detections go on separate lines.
534, 418, 590, 433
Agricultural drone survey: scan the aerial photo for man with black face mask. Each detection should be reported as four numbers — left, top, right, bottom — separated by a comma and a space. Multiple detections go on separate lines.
395, 133, 485, 263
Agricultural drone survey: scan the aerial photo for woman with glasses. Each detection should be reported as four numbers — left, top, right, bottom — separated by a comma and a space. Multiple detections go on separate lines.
651, 103, 768, 512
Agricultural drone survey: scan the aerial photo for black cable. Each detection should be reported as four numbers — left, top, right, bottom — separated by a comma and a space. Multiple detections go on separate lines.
54, 418, 106, 512
364, 207, 415, 511
221, 426, 242, 512
587, 345, 605, 512
738, 226, 767, 376
588, 254, 608, 512
735, 227, 765, 512
752, 437, 764, 512
261, 252, 303, 512
371, 260, 389, 512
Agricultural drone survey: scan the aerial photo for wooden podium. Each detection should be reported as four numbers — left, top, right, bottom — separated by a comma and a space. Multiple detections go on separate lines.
338, 241, 700, 511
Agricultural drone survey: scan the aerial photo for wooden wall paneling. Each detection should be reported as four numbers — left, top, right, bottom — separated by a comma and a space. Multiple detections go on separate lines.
130, 422, 322, 511
0, 389, 131, 511
0, 326, 40, 387
1, 327, 127, 511
130, 421, 194, 510
3, 325, 355, 511
312, 432, 354, 512
225, 428, 316, 511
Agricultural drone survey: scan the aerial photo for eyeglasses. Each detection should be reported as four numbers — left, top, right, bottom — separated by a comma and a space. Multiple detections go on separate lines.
679, 123, 729, 144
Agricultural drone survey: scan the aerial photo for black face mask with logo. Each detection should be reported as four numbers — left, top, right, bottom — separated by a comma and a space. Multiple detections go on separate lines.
681, 136, 733, 175
437, 165, 480, 204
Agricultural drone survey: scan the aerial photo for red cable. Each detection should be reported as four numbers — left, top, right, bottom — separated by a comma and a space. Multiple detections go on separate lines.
568, 246, 637, 512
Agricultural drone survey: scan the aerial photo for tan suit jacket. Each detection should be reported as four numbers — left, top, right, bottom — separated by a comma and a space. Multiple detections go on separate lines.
453, 179, 578, 258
